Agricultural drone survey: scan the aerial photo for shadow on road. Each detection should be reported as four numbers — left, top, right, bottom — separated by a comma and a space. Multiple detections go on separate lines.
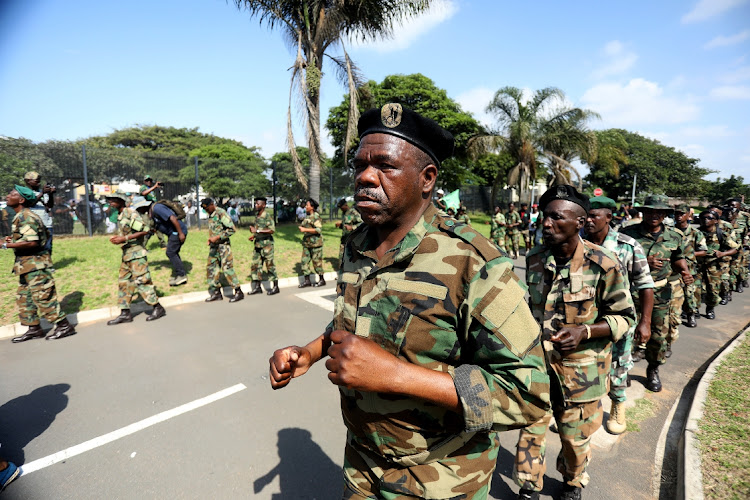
0, 383, 70, 465
491, 439, 564, 498
254, 428, 341, 498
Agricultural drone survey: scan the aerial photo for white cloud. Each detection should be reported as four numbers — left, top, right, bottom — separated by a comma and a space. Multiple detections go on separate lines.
710, 85, 750, 99
719, 65, 750, 84
682, 0, 748, 24
591, 40, 637, 79
705, 29, 750, 49
676, 125, 735, 138
581, 78, 700, 126
348, 0, 458, 53
455, 87, 495, 127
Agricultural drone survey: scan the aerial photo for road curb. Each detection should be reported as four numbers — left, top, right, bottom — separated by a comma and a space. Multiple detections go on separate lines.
681, 326, 748, 500
0, 271, 338, 340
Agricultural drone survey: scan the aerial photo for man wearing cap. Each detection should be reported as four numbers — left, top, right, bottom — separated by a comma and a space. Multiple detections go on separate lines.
105, 192, 166, 324
335, 198, 362, 265
269, 104, 550, 498
727, 198, 750, 289
249, 196, 278, 296
297, 198, 326, 288
490, 205, 507, 252
4, 186, 76, 342
456, 206, 471, 226
514, 185, 635, 499
724, 200, 746, 294
506, 202, 522, 259
434, 188, 447, 213
139, 176, 167, 247
149, 199, 188, 286
23, 171, 56, 255
696, 210, 737, 320
583, 196, 654, 435
621, 195, 693, 392
673, 204, 707, 330
201, 198, 244, 303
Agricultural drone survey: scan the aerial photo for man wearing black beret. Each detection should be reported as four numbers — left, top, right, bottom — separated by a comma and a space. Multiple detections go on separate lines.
269, 104, 550, 497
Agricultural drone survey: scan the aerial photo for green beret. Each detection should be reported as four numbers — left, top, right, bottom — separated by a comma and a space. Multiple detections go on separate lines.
539, 184, 590, 213
13, 184, 36, 201
589, 196, 616, 210
358, 103, 454, 166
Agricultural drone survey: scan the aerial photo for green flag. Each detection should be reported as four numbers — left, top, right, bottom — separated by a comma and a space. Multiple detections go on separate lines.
441, 190, 461, 212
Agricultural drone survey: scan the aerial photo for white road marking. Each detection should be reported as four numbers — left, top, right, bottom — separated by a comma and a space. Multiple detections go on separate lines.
295, 288, 336, 312
21, 383, 247, 475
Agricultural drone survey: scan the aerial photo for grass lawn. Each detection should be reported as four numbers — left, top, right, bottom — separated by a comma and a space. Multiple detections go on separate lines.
0, 211, 498, 327
698, 335, 750, 499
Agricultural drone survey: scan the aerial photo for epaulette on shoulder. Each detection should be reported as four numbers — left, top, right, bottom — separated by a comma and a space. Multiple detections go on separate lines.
437, 219, 502, 262
525, 245, 546, 258
615, 231, 638, 248
583, 240, 619, 272
669, 226, 685, 237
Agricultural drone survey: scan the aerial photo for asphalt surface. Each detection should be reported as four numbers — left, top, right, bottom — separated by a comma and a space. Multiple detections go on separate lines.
1, 262, 748, 499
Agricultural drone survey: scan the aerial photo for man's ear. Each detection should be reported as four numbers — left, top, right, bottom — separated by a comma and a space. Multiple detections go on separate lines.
421, 164, 438, 198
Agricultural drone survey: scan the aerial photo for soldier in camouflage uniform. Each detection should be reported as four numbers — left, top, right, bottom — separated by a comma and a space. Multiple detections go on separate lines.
724, 201, 746, 294
490, 205, 507, 252
456, 206, 471, 226
4, 185, 76, 342
515, 186, 635, 500
583, 196, 653, 435
270, 105, 550, 499
709, 205, 738, 304
335, 198, 363, 266
298, 198, 325, 288
697, 210, 738, 319
201, 198, 243, 303
728, 199, 749, 289
249, 196, 279, 296
506, 202, 522, 259
621, 195, 693, 393
673, 205, 707, 330
105, 192, 166, 325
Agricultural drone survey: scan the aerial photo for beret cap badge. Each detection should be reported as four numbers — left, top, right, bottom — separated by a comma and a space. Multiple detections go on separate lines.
381, 103, 403, 128
556, 185, 569, 198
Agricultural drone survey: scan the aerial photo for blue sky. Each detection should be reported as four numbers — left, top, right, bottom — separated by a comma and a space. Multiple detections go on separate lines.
1, 0, 749, 182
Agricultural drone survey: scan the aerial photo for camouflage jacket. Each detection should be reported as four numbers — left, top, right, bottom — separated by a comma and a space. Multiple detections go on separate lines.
330, 204, 550, 466
490, 212, 506, 239
700, 226, 740, 264
621, 223, 685, 288
139, 184, 157, 202
208, 207, 235, 245
11, 208, 51, 276
117, 207, 150, 261
506, 210, 521, 232
301, 211, 323, 248
253, 210, 274, 248
340, 207, 363, 240
718, 219, 739, 261
737, 211, 750, 245
456, 214, 471, 226
585, 228, 654, 293
526, 239, 636, 404
675, 224, 707, 274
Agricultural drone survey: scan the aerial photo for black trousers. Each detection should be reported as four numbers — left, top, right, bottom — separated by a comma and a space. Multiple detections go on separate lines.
166, 233, 186, 277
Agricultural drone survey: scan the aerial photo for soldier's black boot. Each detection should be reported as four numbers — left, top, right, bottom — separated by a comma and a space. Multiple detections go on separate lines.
314, 274, 326, 287
665, 343, 672, 358
298, 275, 312, 288
720, 294, 728, 305
249, 281, 263, 295
267, 280, 279, 295
107, 309, 133, 326
146, 303, 166, 321
205, 291, 223, 302
687, 313, 697, 328
517, 488, 539, 500
632, 347, 645, 362
706, 306, 716, 319
646, 364, 662, 392
728, 290, 733, 301
46, 318, 77, 340
743, 279, 749, 288
560, 484, 582, 500
11, 324, 46, 343
229, 288, 244, 303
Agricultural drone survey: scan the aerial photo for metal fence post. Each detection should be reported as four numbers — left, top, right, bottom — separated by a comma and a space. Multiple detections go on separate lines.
272, 161, 277, 225
82, 144, 93, 237
194, 156, 201, 229
329, 164, 334, 221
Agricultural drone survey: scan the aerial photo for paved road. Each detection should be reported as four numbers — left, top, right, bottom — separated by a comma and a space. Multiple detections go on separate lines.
1, 267, 748, 499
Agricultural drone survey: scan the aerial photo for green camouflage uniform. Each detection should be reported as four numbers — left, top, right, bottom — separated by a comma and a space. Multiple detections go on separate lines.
116, 207, 158, 309
676, 224, 707, 315
698, 226, 739, 307
300, 210, 324, 275
718, 219, 737, 296
11, 208, 65, 326
490, 212, 507, 252
728, 217, 745, 290
207, 207, 239, 293
334, 205, 550, 499
457, 213, 471, 226
339, 207, 363, 264
621, 223, 684, 365
515, 239, 635, 491
584, 228, 654, 404
251, 210, 277, 281
737, 211, 750, 284
506, 210, 522, 255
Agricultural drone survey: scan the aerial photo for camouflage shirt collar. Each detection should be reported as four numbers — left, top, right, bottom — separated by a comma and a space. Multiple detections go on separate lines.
542, 236, 587, 292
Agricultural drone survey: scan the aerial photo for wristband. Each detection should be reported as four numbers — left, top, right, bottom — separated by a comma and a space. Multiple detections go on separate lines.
584, 324, 591, 340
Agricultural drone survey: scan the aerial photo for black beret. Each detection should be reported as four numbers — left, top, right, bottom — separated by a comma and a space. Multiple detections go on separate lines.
200, 198, 214, 207
337, 197, 348, 208
256, 196, 267, 202
358, 103, 454, 166
539, 185, 590, 213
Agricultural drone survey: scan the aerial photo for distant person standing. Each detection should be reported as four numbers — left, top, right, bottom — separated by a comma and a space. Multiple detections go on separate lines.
295, 203, 305, 222
228, 202, 240, 225
456, 206, 471, 225
185, 199, 198, 228
489, 205, 507, 252
202, 198, 244, 303
506, 202, 522, 258
298, 198, 325, 288
23, 171, 55, 255
149, 200, 188, 286
139, 175, 166, 247
249, 196, 279, 296
335, 198, 362, 265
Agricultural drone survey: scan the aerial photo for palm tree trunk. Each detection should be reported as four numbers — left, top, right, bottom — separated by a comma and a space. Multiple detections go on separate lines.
307, 86, 321, 203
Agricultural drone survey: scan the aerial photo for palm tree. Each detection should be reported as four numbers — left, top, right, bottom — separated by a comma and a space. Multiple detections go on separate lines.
233, 0, 430, 202
537, 107, 599, 188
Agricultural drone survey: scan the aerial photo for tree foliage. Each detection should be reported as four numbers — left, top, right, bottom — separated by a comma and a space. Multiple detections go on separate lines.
182, 143, 270, 200
703, 175, 750, 204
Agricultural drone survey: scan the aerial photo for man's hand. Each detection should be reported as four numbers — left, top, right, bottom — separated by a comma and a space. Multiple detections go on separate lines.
335, 221, 342, 228
248, 234, 255, 241
634, 320, 651, 345
249, 225, 256, 234
681, 271, 694, 285
109, 235, 126, 245
549, 325, 587, 354
269, 346, 314, 390
647, 256, 666, 270
207, 235, 221, 245
325, 330, 399, 393
298, 226, 305, 233
178, 232, 186, 244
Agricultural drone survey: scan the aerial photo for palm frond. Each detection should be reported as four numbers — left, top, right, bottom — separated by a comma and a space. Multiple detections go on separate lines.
467, 134, 507, 159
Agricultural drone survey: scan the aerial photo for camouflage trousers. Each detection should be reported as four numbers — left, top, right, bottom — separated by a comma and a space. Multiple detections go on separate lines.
609, 328, 634, 403
118, 257, 158, 309
683, 275, 699, 315
667, 278, 684, 344
644, 285, 672, 366
207, 243, 239, 293
251, 242, 277, 281
719, 258, 732, 296
17, 269, 65, 326
491, 231, 506, 252
730, 253, 743, 287
506, 231, 520, 255
301, 246, 324, 275
697, 261, 722, 307
515, 399, 604, 491
343, 431, 500, 499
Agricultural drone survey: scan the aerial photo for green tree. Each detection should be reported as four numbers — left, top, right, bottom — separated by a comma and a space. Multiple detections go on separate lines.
704, 175, 750, 203
183, 143, 270, 200
232, 0, 431, 202
88, 125, 245, 157
326, 73, 482, 190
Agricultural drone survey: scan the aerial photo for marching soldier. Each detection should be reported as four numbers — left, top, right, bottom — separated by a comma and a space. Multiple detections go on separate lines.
4, 186, 76, 342
456, 206, 471, 226
673, 204, 707, 330
506, 202, 522, 258
335, 198, 362, 265
490, 205, 507, 252
697, 210, 738, 319
728, 198, 749, 289
202, 198, 243, 303
249, 196, 279, 296
105, 192, 166, 325
709, 205, 738, 304
297, 198, 325, 288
